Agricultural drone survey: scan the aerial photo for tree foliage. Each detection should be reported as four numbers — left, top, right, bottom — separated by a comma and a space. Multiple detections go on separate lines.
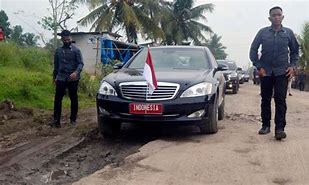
0, 10, 11, 37
161, 0, 214, 45
74, 0, 214, 45
10, 25, 24, 45
10, 25, 39, 47
23, 33, 39, 47
203, 33, 227, 59
39, 0, 77, 31
299, 22, 309, 71
38, 0, 78, 49
75, 0, 164, 44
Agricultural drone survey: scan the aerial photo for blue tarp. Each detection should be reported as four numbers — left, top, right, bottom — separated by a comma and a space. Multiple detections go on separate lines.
101, 38, 114, 64
101, 38, 138, 65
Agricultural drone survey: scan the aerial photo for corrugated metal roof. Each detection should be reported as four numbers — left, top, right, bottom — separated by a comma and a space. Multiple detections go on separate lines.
57, 31, 122, 38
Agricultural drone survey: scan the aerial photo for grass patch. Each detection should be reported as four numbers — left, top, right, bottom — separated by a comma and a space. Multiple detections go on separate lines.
0, 42, 96, 110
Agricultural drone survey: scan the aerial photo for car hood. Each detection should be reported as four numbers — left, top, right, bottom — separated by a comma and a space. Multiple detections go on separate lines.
104, 68, 214, 88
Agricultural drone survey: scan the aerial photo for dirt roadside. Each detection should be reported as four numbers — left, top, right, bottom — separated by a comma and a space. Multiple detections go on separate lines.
1, 83, 309, 185
0, 102, 161, 185
73, 83, 309, 185
0, 99, 201, 185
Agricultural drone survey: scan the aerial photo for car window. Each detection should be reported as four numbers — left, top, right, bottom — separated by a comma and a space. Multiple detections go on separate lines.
127, 48, 210, 70
206, 48, 217, 68
217, 60, 237, 70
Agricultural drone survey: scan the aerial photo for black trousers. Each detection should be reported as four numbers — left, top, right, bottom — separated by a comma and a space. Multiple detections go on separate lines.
53, 80, 79, 124
260, 74, 288, 131
299, 82, 305, 91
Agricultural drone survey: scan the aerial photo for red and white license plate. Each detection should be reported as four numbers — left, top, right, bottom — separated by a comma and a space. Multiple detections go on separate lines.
129, 103, 163, 115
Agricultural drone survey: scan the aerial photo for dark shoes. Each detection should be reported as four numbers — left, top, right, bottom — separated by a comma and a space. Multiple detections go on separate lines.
49, 121, 61, 128
258, 127, 270, 135
70, 120, 76, 125
258, 127, 287, 140
275, 130, 287, 140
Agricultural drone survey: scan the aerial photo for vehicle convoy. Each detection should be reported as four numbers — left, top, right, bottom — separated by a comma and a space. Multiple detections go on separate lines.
237, 67, 245, 84
243, 71, 250, 82
217, 60, 240, 94
253, 67, 260, 85
96, 46, 227, 137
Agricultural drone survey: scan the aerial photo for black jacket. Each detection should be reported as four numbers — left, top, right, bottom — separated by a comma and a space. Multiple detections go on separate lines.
53, 45, 84, 81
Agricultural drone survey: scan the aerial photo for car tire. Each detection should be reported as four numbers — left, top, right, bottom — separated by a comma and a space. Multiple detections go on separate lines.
200, 96, 218, 134
99, 118, 121, 138
232, 86, 237, 94
218, 97, 225, 120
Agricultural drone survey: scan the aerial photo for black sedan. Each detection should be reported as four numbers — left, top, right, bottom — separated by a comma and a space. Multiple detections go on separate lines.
217, 60, 239, 94
96, 46, 227, 137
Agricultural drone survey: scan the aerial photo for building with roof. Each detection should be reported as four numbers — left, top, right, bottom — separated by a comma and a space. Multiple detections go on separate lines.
66, 31, 139, 75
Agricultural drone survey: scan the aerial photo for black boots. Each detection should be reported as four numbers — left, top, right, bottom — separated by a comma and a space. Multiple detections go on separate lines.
258, 127, 270, 135
274, 130, 287, 140
258, 127, 287, 140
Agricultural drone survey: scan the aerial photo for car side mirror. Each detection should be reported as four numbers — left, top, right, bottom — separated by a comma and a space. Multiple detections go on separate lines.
217, 63, 229, 71
113, 63, 123, 69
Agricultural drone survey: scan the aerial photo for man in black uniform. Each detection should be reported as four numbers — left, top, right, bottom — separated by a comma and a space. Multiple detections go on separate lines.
298, 70, 306, 91
50, 30, 84, 128
249, 6, 299, 139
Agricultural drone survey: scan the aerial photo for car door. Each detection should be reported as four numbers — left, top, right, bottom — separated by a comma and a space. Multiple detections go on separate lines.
205, 48, 225, 105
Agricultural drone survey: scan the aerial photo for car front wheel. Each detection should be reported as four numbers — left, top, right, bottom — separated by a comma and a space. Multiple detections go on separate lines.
200, 96, 218, 134
98, 118, 121, 137
232, 86, 237, 94
218, 97, 225, 120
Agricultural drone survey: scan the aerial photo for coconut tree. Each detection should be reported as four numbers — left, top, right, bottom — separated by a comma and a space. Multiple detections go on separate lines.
135, 0, 168, 41
161, 0, 214, 45
204, 33, 227, 59
75, 0, 164, 43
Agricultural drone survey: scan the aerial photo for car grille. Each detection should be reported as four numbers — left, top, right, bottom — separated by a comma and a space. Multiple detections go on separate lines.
119, 82, 180, 101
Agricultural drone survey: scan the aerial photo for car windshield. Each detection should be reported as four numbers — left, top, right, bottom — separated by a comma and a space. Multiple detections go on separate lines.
127, 47, 210, 70
217, 60, 237, 70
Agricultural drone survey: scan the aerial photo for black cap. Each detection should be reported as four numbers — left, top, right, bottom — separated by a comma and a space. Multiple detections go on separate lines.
60, 29, 71, 37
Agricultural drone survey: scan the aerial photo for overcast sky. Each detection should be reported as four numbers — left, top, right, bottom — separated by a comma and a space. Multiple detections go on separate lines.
1, 0, 309, 68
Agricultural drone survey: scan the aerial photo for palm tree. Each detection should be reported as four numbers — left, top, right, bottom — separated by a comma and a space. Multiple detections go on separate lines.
161, 0, 214, 45
75, 0, 164, 43
204, 33, 227, 59
136, 0, 167, 41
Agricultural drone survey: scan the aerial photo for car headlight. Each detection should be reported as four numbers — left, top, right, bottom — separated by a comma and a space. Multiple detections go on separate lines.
228, 72, 237, 78
98, 81, 118, 96
180, 82, 213, 98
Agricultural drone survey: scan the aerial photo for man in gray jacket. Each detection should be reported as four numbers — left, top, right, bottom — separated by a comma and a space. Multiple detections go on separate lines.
50, 30, 84, 128
249, 6, 299, 139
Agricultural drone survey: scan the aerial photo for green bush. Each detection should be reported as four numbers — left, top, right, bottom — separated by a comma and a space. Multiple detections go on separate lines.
0, 42, 51, 70
0, 42, 95, 109
20, 47, 51, 71
98, 60, 121, 78
0, 42, 19, 66
79, 72, 100, 97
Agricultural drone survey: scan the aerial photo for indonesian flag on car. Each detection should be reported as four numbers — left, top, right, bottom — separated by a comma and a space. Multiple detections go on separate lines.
143, 47, 158, 95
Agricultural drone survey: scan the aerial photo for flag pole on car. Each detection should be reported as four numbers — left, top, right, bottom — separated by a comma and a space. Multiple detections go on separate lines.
143, 47, 158, 97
